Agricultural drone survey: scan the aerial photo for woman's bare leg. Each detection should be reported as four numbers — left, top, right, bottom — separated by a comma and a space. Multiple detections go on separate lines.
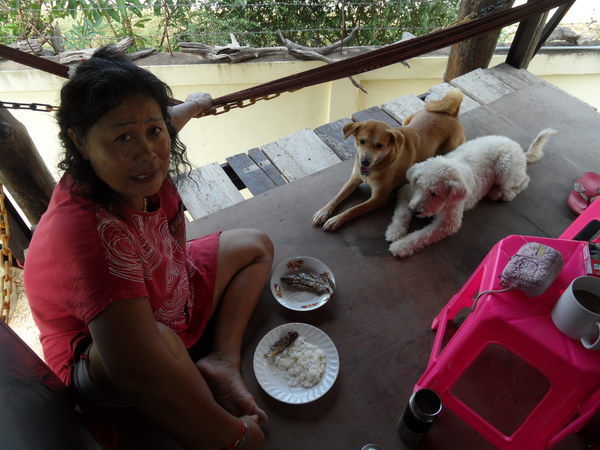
196, 229, 274, 422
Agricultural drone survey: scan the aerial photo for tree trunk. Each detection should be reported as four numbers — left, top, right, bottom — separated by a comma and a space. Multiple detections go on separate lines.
444, 0, 516, 82
3, 192, 32, 265
0, 109, 55, 225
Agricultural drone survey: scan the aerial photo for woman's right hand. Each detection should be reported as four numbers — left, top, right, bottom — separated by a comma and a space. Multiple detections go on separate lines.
239, 414, 265, 449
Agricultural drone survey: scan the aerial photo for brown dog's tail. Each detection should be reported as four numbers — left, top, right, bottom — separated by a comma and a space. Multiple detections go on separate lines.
424, 88, 464, 118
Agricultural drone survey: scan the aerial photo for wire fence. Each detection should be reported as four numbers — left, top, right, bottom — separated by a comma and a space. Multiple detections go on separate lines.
0, 0, 457, 13
0, 0, 462, 51
2, 0, 598, 53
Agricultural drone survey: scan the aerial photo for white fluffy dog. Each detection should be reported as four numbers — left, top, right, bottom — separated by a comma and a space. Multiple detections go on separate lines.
385, 129, 557, 257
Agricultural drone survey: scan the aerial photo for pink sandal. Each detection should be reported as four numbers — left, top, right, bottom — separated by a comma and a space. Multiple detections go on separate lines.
568, 172, 600, 215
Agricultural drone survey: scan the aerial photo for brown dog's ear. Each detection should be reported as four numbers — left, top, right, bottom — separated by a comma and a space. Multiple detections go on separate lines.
389, 129, 406, 148
343, 122, 362, 139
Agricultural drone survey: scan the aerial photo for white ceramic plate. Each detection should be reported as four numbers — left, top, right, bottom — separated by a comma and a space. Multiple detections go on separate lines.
270, 256, 335, 311
253, 322, 340, 404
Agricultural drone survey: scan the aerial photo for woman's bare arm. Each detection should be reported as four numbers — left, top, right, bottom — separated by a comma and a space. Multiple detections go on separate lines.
88, 297, 264, 449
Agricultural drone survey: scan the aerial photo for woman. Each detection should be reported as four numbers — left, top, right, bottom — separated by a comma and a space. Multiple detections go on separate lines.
24, 46, 271, 449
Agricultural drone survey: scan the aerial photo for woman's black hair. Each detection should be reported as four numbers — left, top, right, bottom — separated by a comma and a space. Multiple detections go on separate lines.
56, 45, 191, 208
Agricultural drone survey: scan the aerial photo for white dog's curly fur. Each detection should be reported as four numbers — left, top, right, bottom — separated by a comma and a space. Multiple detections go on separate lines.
385, 129, 557, 258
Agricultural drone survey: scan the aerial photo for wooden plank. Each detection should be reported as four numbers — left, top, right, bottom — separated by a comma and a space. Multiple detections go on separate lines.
176, 163, 244, 220
381, 94, 425, 123
313, 118, 355, 161
424, 82, 481, 114
486, 63, 539, 90
247, 148, 288, 187
506, 10, 549, 69
260, 129, 341, 182
459, 82, 600, 238
516, 68, 545, 84
450, 67, 514, 104
351, 106, 401, 126
534, 2, 576, 54
225, 153, 277, 196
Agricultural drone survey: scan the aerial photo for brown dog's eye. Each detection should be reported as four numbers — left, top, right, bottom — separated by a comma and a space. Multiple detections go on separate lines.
375, 143, 383, 149
359, 139, 365, 145
430, 191, 438, 197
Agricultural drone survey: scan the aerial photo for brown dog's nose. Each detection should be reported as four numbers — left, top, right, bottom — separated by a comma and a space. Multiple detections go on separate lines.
361, 158, 370, 167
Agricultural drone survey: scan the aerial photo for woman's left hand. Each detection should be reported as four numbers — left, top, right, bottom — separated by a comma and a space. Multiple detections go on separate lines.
169, 92, 214, 132
186, 92, 214, 117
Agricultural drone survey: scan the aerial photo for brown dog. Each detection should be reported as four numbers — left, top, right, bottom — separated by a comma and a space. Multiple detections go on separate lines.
313, 88, 466, 231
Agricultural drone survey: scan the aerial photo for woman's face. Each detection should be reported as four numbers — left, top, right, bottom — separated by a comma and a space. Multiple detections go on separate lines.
70, 96, 171, 210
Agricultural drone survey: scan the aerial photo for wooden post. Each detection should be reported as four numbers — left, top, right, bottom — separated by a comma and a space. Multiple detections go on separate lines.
4, 193, 31, 265
506, 7, 549, 69
444, 0, 516, 82
534, 2, 575, 54
0, 109, 55, 225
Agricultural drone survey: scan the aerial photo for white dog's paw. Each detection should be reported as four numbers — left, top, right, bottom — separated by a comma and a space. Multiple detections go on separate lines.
389, 239, 417, 258
385, 225, 408, 242
313, 208, 333, 226
322, 214, 345, 231
487, 187, 502, 202
500, 188, 523, 202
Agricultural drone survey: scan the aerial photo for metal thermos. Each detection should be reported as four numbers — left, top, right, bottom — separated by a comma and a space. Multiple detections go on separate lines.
397, 389, 442, 445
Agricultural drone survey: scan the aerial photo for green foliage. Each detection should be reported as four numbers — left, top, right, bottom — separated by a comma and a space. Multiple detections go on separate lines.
62, 16, 109, 49
0, 0, 460, 50
175, 0, 460, 47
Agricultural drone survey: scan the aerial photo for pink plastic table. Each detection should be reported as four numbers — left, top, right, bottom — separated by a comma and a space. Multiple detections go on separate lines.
414, 200, 600, 449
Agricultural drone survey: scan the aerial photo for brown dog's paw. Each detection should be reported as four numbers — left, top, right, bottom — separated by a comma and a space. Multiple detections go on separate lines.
322, 215, 345, 231
312, 208, 333, 226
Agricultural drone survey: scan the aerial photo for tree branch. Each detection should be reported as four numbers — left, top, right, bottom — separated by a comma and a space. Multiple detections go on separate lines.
276, 30, 367, 93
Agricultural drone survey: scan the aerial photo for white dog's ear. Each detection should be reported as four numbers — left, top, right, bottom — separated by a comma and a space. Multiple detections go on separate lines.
444, 172, 468, 204
343, 122, 362, 139
406, 163, 419, 183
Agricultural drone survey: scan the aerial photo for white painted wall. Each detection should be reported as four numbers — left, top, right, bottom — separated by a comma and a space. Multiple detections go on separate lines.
515, 0, 600, 22
1, 52, 600, 182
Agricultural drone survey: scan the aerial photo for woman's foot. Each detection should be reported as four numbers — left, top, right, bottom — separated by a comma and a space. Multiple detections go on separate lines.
196, 351, 268, 423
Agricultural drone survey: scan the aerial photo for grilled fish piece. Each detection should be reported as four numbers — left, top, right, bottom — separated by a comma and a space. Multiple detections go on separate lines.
265, 331, 299, 358
281, 272, 333, 294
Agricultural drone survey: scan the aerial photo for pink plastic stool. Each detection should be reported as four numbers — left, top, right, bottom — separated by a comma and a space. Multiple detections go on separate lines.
415, 226, 600, 448
560, 197, 600, 241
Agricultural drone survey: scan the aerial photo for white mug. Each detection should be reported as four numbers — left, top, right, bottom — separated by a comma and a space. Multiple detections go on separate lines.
551, 276, 600, 350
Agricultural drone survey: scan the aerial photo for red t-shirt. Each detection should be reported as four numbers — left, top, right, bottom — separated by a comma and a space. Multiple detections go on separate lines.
24, 175, 219, 385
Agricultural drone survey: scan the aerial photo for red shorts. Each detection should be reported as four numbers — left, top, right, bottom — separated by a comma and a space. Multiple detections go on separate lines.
182, 231, 221, 347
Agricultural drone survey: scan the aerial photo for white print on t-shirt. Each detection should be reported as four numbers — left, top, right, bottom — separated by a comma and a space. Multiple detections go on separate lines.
96, 208, 195, 327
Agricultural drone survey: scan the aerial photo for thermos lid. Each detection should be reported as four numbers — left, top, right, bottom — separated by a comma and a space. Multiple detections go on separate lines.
408, 389, 443, 423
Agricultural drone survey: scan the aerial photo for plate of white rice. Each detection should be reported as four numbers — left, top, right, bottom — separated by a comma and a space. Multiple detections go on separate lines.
253, 322, 339, 404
